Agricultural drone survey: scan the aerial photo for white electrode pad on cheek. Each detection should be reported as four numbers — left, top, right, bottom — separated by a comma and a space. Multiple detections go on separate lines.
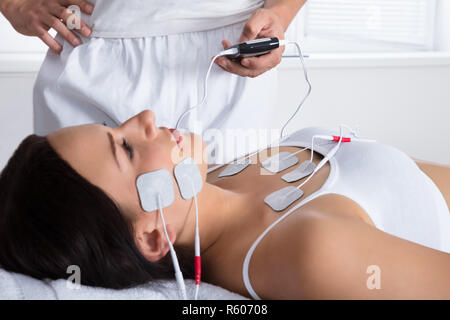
174, 157, 203, 199
264, 186, 304, 212
282, 160, 316, 183
218, 158, 251, 178
261, 152, 299, 174
136, 169, 175, 212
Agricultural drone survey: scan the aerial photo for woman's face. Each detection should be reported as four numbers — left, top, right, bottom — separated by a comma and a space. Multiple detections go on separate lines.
47, 110, 208, 223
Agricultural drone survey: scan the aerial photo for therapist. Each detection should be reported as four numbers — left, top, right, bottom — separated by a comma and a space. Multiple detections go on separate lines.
0, 0, 307, 163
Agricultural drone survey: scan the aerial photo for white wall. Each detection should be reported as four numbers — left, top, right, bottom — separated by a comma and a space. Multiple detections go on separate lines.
276, 58, 450, 165
0, 73, 35, 169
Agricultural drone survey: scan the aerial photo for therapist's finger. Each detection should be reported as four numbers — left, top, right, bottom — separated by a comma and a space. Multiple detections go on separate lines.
217, 56, 266, 78
240, 49, 283, 70
37, 28, 63, 53
59, 0, 95, 15
238, 9, 267, 42
215, 40, 259, 77
51, 5, 92, 37
42, 14, 82, 47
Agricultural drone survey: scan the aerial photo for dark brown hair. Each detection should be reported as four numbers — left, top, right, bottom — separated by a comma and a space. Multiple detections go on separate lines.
0, 134, 193, 289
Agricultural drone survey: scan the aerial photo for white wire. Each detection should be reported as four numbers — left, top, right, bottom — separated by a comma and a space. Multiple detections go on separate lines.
205, 40, 311, 173
283, 146, 309, 160
194, 283, 200, 300
296, 125, 345, 191
175, 52, 223, 130
310, 136, 319, 162
279, 41, 312, 139
157, 194, 187, 300
190, 180, 201, 301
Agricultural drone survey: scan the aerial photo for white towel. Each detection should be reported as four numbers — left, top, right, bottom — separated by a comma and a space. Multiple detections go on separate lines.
0, 268, 247, 300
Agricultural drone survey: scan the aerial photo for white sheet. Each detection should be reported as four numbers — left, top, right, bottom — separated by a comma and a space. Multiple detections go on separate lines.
0, 268, 247, 300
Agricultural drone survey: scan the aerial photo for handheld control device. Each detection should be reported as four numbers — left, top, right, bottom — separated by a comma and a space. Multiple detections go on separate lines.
222, 37, 282, 59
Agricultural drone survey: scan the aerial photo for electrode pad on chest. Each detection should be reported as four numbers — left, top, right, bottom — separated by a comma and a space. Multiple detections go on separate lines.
218, 158, 251, 178
136, 169, 175, 212
261, 152, 299, 173
264, 186, 304, 212
282, 160, 316, 183
174, 157, 203, 199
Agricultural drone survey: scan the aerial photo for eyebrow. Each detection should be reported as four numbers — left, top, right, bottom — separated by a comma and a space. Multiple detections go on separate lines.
107, 132, 121, 170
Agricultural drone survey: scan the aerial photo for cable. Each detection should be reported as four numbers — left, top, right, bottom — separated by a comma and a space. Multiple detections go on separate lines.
295, 124, 345, 191
279, 41, 312, 139
190, 180, 201, 300
157, 194, 187, 300
204, 40, 311, 173
175, 48, 238, 130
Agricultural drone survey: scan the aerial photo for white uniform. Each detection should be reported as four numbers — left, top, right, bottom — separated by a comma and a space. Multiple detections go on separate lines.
33, 0, 279, 163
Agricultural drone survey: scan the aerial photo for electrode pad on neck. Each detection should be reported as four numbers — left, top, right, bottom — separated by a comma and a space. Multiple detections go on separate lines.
264, 186, 304, 212
174, 157, 203, 199
261, 152, 299, 174
282, 160, 316, 183
218, 158, 251, 178
136, 169, 175, 212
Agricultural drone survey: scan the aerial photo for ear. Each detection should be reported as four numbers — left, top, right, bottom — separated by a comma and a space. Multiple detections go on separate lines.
135, 224, 177, 262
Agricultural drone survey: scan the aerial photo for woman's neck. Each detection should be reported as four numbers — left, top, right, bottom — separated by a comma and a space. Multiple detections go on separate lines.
175, 181, 252, 255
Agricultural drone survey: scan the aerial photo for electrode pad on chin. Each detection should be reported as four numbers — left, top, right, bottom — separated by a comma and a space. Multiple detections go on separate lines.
174, 157, 203, 199
218, 158, 251, 178
136, 169, 175, 212
282, 160, 316, 183
264, 186, 304, 212
261, 152, 299, 174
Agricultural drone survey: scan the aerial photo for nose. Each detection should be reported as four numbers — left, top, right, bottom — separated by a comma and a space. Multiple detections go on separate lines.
120, 109, 157, 140
137, 110, 157, 138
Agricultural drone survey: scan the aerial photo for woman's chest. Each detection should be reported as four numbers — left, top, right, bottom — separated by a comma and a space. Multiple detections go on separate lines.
207, 146, 330, 205
204, 146, 374, 297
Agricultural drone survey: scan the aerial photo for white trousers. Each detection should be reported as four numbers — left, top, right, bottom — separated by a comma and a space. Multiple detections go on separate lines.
33, 21, 279, 163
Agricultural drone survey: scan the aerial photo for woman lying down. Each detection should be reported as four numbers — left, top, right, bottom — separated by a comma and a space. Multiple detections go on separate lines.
0, 110, 449, 299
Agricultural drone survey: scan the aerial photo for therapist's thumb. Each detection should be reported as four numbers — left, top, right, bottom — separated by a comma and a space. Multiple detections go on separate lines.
239, 9, 267, 42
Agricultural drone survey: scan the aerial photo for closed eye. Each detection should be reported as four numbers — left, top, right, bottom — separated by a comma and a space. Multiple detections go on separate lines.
121, 138, 134, 160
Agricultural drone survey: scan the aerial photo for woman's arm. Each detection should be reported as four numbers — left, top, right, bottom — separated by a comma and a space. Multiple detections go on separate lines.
288, 213, 450, 299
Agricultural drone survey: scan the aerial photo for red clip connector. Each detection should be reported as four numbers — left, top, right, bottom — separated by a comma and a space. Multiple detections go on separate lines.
195, 256, 201, 285
332, 136, 351, 142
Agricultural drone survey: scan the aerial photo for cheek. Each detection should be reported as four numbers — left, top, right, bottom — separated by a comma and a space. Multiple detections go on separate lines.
139, 143, 180, 173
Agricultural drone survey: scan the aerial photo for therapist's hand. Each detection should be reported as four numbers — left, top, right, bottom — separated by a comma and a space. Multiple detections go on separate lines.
0, 0, 94, 53
215, 8, 285, 78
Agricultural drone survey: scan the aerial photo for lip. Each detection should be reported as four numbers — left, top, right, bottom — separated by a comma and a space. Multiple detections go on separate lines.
168, 128, 183, 150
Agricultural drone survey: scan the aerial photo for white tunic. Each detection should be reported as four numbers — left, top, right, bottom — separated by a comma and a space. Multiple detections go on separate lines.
84, 0, 265, 37
33, 0, 278, 163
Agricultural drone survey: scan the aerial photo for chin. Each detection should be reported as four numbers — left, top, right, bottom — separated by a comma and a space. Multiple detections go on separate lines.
182, 132, 207, 160
182, 132, 208, 176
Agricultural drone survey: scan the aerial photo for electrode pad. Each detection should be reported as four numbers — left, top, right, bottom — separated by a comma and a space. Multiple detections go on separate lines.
261, 152, 299, 174
136, 169, 175, 212
264, 186, 304, 212
174, 157, 203, 199
218, 158, 251, 178
282, 160, 316, 183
